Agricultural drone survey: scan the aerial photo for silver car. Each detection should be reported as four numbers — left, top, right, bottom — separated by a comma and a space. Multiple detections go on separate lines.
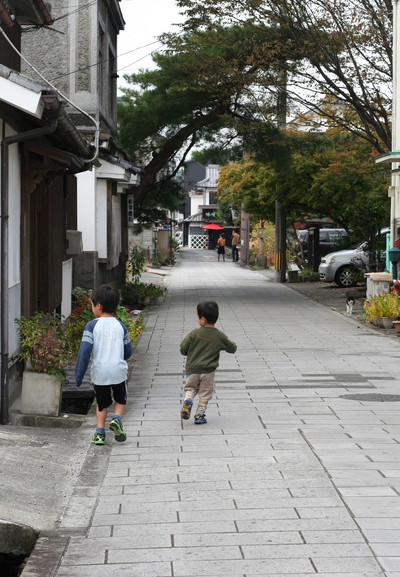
318, 229, 389, 288
318, 246, 369, 287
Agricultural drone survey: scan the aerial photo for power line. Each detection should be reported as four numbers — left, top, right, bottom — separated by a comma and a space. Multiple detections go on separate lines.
54, 0, 98, 22
49, 40, 162, 82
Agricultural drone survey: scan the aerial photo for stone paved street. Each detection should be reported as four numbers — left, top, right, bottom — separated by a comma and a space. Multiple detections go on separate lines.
28, 249, 400, 576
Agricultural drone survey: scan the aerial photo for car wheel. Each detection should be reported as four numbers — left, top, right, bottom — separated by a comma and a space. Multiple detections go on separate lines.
334, 266, 357, 288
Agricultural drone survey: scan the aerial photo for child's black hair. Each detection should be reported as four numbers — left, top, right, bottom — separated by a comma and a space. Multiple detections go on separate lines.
197, 301, 219, 325
91, 284, 120, 314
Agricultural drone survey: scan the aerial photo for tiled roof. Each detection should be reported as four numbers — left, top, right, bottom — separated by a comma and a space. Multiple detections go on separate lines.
195, 164, 220, 189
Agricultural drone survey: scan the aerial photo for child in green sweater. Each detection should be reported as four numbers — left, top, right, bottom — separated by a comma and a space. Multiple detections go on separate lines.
180, 301, 237, 424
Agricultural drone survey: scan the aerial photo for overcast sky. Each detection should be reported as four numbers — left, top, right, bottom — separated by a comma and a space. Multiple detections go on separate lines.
117, 0, 183, 93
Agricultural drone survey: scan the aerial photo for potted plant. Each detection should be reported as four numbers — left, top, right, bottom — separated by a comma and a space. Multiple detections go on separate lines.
363, 292, 400, 328
138, 283, 167, 305
299, 267, 320, 283
118, 282, 140, 306
15, 313, 74, 417
138, 285, 151, 306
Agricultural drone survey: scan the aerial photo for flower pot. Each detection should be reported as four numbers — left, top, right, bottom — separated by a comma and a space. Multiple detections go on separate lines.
393, 320, 400, 334
20, 372, 63, 416
380, 317, 393, 329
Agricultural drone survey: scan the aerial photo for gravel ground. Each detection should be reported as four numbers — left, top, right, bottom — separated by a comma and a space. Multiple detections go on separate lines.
286, 279, 365, 313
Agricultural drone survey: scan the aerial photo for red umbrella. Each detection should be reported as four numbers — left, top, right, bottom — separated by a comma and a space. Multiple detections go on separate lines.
202, 223, 224, 230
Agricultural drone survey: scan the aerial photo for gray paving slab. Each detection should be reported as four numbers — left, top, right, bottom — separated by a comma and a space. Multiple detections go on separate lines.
21, 250, 400, 576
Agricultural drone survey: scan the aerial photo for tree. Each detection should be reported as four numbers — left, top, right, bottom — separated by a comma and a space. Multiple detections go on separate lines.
118, 1, 392, 227
118, 22, 304, 209
176, 0, 392, 153
217, 131, 390, 245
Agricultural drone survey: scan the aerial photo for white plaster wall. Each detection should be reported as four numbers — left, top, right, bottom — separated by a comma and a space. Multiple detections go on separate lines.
9, 283, 21, 357
111, 195, 121, 268
0, 121, 22, 354
61, 259, 73, 320
96, 179, 108, 259
77, 170, 97, 251
190, 195, 202, 215
7, 137, 21, 287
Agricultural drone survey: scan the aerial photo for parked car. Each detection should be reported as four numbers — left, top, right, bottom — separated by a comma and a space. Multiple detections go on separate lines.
174, 231, 183, 245
297, 228, 348, 261
318, 229, 390, 287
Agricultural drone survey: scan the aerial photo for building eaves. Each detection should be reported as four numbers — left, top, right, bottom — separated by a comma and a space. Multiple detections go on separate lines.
0, 63, 94, 164
183, 212, 220, 224
108, 0, 125, 32
99, 151, 144, 175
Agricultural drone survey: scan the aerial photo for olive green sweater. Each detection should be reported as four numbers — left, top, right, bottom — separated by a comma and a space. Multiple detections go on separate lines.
180, 326, 237, 374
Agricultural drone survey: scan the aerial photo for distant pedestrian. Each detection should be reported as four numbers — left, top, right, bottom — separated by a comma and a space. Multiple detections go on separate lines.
231, 229, 240, 262
217, 233, 226, 261
75, 284, 132, 445
180, 301, 237, 424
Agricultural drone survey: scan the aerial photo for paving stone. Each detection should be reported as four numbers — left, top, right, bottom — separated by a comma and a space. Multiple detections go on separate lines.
49, 254, 400, 577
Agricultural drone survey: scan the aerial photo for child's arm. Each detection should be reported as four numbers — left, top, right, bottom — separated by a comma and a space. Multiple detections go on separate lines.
180, 331, 193, 356
220, 333, 237, 354
123, 325, 133, 360
74, 322, 95, 387
74, 341, 92, 387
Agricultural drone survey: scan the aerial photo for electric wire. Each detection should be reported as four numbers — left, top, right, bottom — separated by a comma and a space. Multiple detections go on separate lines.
0, 26, 99, 163
49, 40, 161, 82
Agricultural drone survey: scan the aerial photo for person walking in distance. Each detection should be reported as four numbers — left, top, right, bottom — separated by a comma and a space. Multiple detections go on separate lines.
75, 285, 133, 445
180, 301, 237, 424
231, 229, 240, 262
217, 233, 226, 261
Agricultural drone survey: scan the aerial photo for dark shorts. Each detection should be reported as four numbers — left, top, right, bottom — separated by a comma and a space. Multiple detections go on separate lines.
217, 246, 225, 254
93, 381, 127, 411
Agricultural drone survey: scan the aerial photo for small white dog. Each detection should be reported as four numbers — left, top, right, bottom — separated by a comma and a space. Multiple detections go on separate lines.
346, 296, 355, 314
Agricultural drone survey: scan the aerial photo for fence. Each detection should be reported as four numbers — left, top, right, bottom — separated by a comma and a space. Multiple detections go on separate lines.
189, 235, 209, 249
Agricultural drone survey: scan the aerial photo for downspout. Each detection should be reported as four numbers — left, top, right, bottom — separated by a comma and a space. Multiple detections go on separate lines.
1, 121, 57, 425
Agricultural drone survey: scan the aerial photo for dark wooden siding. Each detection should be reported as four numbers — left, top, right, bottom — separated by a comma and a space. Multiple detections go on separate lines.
22, 171, 66, 315
0, 23, 21, 71
66, 173, 77, 230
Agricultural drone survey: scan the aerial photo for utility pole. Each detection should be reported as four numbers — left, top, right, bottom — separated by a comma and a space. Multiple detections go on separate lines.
240, 211, 250, 265
274, 69, 287, 283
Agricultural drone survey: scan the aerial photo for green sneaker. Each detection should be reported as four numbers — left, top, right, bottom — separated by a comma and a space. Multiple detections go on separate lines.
92, 431, 105, 445
109, 418, 127, 442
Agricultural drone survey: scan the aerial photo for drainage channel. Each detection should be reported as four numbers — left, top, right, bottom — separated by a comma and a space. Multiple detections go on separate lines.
0, 522, 38, 577
1, 553, 27, 577
61, 392, 95, 415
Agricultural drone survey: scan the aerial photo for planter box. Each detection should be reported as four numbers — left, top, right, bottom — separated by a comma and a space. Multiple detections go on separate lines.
20, 372, 63, 417
287, 270, 299, 283
300, 274, 320, 283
